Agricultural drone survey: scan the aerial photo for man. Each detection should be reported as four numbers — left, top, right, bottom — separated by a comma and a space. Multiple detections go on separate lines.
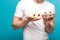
12, 0, 55, 40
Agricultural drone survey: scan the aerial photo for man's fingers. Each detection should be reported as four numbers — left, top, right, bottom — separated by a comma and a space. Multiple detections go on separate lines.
42, 14, 54, 18
32, 19, 40, 21
42, 14, 54, 21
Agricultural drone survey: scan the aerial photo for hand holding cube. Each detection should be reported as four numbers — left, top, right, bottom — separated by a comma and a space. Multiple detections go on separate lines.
25, 11, 54, 21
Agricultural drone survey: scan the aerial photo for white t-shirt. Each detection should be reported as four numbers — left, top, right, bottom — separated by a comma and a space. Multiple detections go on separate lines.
14, 0, 55, 40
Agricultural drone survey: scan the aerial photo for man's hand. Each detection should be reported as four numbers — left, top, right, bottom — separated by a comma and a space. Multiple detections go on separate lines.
42, 14, 54, 33
12, 16, 42, 29
27, 16, 42, 21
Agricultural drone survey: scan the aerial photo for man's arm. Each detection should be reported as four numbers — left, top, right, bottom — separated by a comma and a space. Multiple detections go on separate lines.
43, 14, 54, 33
45, 19, 54, 33
12, 16, 30, 30
12, 16, 41, 30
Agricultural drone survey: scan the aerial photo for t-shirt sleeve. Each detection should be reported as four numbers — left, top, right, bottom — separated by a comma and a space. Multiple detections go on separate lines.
52, 4, 55, 14
14, 1, 25, 18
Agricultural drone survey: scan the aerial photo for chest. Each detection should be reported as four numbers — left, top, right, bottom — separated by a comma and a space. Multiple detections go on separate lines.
24, 3, 53, 17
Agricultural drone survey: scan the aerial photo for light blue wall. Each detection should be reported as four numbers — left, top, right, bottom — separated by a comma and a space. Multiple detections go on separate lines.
0, 0, 23, 40
0, 0, 60, 40
48, 0, 60, 40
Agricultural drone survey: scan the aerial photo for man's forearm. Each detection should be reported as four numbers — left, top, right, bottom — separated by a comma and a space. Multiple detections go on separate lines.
45, 23, 54, 33
45, 20, 54, 33
21, 18, 30, 27
12, 18, 30, 29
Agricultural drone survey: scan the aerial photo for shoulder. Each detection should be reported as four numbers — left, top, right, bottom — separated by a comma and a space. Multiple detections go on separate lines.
45, 1, 55, 9
16, 1, 26, 10
16, 1, 23, 8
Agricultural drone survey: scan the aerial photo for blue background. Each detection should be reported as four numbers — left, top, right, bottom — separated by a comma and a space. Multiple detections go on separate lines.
0, 0, 60, 40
